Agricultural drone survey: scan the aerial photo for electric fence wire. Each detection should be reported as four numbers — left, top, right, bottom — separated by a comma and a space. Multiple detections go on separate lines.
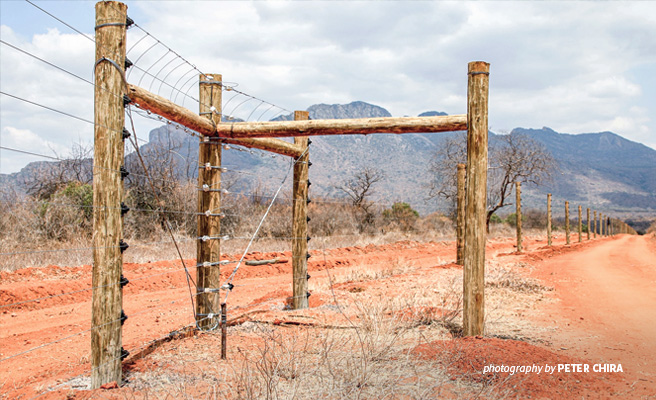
26, 312, 218, 400
126, 107, 200, 320
20, 0, 204, 115
221, 146, 309, 304
0, 237, 196, 257
0, 228, 427, 310
0, 144, 196, 187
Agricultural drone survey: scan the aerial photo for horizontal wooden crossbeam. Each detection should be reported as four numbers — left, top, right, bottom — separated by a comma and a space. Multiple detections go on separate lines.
127, 83, 467, 154
217, 115, 467, 138
127, 84, 304, 157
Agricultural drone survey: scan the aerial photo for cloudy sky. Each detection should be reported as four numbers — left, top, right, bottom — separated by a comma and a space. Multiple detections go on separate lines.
1, 0, 655, 173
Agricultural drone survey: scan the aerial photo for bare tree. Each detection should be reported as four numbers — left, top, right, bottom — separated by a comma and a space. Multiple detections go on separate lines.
428, 132, 556, 231
20, 142, 93, 200
335, 166, 385, 232
336, 166, 385, 211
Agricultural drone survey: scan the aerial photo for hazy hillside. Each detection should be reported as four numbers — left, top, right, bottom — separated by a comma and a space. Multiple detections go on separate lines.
2, 101, 655, 217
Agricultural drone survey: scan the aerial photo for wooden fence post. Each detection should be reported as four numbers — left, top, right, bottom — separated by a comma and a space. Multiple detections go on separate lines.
565, 201, 570, 245
197, 73, 223, 329
456, 163, 466, 264
515, 181, 522, 253
292, 110, 310, 310
91, 0, 127, 388
547, 194, 552, 246
578, 205, 582, 243
593, 211, 597, 239
586, 207, 590, 240
463, 61, 489, 337
600, 214, 604, 237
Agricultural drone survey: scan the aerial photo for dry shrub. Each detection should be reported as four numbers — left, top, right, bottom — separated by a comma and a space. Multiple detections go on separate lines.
226, 297, 461, 399
486, 262, 552, 294
523, 209, 547, 229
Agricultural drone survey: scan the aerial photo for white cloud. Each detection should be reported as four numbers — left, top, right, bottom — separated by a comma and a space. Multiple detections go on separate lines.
2, 1, 656, 174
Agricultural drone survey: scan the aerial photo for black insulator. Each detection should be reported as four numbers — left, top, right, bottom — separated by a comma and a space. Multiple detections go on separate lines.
120, 202, 130, 217
306, 198, 311, 205
120, 274, 129, 288
119, 239, 129, 253
307, 273, 311, 280
124, 57, 133, 70
306, 253, 311, 260
123, 94, 132, 108
120, 347, 130, 360
307, 139, 312, 145
308, 161, 313, 167
225, 282, 234, 291
122, 128, 131, 141
306, 292, 311, 298
120, 166, 129, 180
307, 236, 311, 242
120, 310, 128, 325
125, 16, 134, 27
307, 216, 311, 223
307, 181, 312, 187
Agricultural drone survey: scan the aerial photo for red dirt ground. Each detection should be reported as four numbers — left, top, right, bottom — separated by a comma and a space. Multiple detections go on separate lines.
2, 233, 655, 399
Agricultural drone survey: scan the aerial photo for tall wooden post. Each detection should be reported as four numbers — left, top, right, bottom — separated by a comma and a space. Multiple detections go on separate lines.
456, 163, 466, 264
593, 211, 597, 238
565, 201, 570, 245
547, 194, 552, 246
91, 1, 127, 388
600, 214, 604, 237
197, 73, 222, 328
292, 110, 310, 310
578, 205, 582, 243
586, 207, 590, 240
515, 181, 522, 253
463, 61, 489, 337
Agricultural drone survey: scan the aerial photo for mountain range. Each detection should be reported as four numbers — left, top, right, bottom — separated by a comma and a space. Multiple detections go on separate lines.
2, 101, 655, 218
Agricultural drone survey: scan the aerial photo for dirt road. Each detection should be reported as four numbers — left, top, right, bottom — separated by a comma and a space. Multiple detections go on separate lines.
530, 234, 656, 394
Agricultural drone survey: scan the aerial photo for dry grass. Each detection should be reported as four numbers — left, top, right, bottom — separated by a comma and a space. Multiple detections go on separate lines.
34, 249, 552, 399
119, 295, 493, 400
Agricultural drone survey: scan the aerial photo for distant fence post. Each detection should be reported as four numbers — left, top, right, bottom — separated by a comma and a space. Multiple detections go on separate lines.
463, 61, 489, 337
593, 211, 597, 239
565, 201, 570, 245
197, 73, 223, 329
515, 181, 522, 252
586, 208, 590, 240
547, 193, 552, 246
456, 163, 466, 264
578, 205, 582, 243
91, 0, 128, 388
292, 110, 310, 310
600, 214, 604, 237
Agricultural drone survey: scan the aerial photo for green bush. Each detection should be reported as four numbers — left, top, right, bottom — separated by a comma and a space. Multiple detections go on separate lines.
489, 213, 502, 224
383, 202, 419, 232
505, 213, 517, 227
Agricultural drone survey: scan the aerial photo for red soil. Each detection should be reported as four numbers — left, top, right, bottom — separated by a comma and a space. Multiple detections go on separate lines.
2, 233, 655, 399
